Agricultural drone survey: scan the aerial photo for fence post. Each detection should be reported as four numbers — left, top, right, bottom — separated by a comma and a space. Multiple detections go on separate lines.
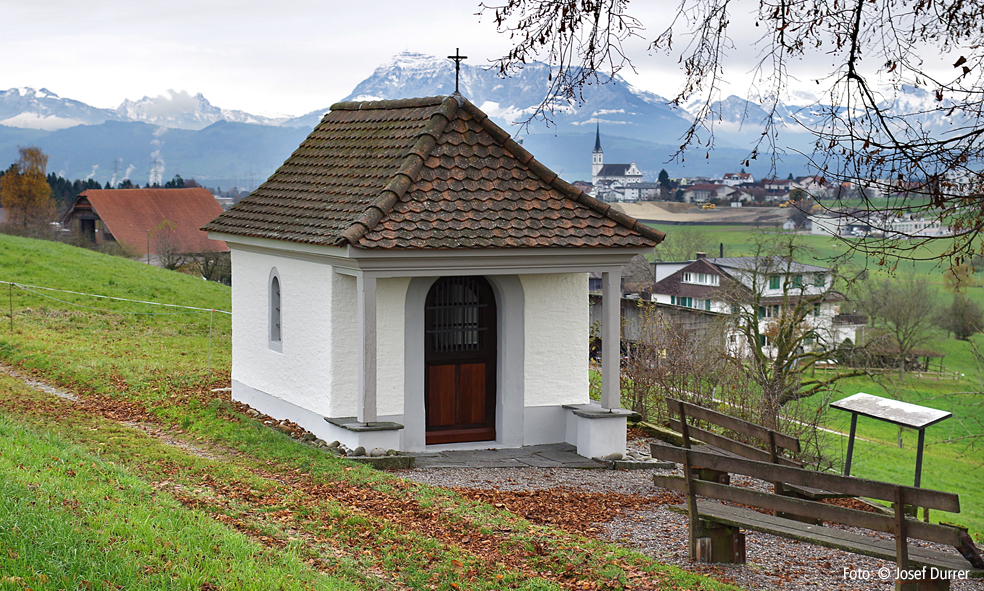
206, 308, 214, 376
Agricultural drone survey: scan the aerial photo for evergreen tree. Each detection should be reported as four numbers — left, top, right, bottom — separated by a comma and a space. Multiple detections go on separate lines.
658, 169, 670, 189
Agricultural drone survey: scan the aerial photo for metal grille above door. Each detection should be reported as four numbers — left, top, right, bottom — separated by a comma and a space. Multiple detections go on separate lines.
426, 276, 488, 353
424, 276, 497, 444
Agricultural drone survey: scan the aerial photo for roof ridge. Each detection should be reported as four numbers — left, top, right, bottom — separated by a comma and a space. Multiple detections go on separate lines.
330, 96, 447, 111
334, 96, 461, 246
459, 100, 665, 246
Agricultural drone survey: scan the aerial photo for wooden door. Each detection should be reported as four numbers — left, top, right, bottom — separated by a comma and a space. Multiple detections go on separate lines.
425, 276, 497, 444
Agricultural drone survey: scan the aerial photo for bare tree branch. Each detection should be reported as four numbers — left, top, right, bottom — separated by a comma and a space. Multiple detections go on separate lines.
484, 0, 984, 263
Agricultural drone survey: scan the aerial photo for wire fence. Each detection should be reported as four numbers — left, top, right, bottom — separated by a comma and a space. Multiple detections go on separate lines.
1, 280, 231, 373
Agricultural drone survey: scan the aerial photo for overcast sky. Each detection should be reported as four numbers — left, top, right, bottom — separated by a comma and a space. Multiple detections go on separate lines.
3, 0, 733, 117
6, 1, 959, 118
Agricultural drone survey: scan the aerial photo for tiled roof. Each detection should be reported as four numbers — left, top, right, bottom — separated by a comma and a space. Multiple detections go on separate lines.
204, 96, 663, 250
67, 188, 228, 256
597, 164, 639, 177
648, 259, 732, 298
706, 256, 829, 274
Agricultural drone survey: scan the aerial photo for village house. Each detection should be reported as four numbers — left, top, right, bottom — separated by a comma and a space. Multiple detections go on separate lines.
794, 175, 829, 198
760, 178, 794, 202
61, 187, 228, 258
722, 172, 754, 187
810, 209, 947, 238
681, 183, 736, 204
622, 182, 660, 202
204, 95, 664, 458
648, 254, 861, 357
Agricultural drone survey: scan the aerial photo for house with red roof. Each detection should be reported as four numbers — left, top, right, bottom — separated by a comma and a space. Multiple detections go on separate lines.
62, 188, 228, 258
205, 95, 664, 457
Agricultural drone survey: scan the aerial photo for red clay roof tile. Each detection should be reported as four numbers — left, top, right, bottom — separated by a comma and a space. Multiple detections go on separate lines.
66, 188, 228, 256
203, 95, 664, 250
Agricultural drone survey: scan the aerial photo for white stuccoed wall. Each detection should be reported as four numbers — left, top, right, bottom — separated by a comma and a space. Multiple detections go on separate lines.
231, 250, 411, 421
376, 277, 410, 417
328, 271, 357, 417
231, 249, 336, 417
232, 254, 598, 448
520, 273, 590, 407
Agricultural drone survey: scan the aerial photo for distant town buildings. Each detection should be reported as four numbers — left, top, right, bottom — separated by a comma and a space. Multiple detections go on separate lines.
576, 135, 955, 237
591, 125, 643, 201
809, 210, 948, 239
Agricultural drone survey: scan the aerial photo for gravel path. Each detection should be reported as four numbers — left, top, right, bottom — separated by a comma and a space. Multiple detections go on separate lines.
401, 437, 984, 591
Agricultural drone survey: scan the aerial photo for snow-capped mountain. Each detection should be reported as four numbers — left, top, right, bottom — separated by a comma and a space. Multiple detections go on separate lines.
287, 51, 697, 143
685, 84, 976, 153
0, 87, 288, 132
0, 87, 122, 130
116, 90, 287, 130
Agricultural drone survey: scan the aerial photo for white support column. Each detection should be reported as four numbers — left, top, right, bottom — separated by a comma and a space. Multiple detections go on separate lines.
601, 269, 621, 410
357, 274, 377, 424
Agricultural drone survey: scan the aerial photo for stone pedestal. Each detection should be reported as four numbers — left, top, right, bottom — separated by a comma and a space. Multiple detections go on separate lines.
563, 404, 633, 459
324, 417, 403, 452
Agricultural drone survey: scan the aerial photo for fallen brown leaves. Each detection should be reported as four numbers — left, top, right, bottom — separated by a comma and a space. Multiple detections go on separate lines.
0, 370, 714, 590
821, 496, 880, 513
454, 487, 684, 535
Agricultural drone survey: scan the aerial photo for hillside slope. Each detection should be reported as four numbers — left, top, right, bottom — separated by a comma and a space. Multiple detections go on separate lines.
0, 235, 738, 591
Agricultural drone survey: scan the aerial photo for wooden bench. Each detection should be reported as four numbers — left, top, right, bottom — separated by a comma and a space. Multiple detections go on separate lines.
652, 398, 850, 520
649, 401, 984, 590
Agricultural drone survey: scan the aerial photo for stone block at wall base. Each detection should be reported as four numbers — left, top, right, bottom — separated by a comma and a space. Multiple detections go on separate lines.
324, 417, 404, 452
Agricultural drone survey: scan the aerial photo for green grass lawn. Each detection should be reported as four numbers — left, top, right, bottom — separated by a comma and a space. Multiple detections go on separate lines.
0, 233, 231, 398
0, 233, 741, 591
0, 401, 351, 591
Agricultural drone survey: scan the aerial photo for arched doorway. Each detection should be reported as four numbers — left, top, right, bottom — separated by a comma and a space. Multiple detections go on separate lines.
424, 276, 497, 444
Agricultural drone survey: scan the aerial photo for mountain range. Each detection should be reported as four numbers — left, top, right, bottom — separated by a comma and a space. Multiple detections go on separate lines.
0, 52, 954, 188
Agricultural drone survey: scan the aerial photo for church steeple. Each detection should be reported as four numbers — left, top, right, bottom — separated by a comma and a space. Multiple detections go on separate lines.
592, 122, 603, 178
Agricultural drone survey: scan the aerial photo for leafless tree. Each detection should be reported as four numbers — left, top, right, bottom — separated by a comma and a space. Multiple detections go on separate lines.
858, 274, 941, 375
621, 254, 655, 294
652, 226, 712, 262
482, 0, 984, 263
152, 220, 186, 271
937, 294, 984, 341
184, 236, 231, 284
719, 233, 867, 428
622, 301, 739, 422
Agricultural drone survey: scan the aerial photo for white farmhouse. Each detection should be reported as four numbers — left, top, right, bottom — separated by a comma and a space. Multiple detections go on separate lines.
204, 95, 663, 457
722, 172, 754, 187
649, 254, 861, 356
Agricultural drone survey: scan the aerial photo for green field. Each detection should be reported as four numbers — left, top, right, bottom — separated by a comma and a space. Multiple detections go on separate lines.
647, 222, 984, 538
647, 222, 982, 290
0, 234, 740, 591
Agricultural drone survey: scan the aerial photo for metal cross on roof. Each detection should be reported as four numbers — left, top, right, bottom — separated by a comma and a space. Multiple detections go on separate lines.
447, 48, 467, 93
